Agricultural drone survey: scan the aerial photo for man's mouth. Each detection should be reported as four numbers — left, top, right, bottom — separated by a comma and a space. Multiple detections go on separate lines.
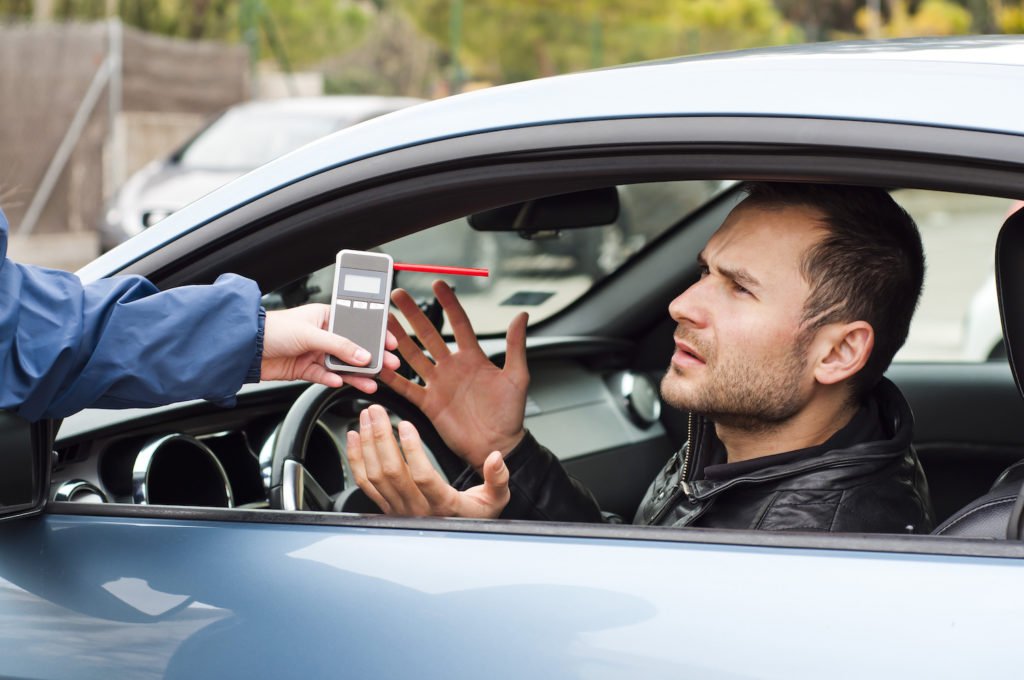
673, 338, 707, 367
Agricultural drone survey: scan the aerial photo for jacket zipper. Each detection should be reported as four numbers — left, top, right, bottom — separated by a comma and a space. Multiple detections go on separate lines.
648, 412, 698, 525
679, 411, 694, 497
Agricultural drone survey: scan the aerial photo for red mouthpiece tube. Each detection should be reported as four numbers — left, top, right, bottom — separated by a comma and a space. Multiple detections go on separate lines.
393, 263, 489, 277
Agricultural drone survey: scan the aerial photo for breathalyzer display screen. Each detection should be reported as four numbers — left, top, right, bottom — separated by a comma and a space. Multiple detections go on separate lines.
344, 274, 382, 294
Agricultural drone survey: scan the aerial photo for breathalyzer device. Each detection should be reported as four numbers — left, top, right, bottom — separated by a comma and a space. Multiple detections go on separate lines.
326, 250, 394, 375
326, 250, 490, 374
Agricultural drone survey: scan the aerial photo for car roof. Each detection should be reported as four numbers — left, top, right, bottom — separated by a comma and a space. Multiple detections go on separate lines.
219, 95, 426, 118
82, 35, 1024, 280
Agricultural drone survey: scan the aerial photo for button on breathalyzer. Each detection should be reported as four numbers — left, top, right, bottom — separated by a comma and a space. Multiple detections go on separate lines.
325, 250, 394, 375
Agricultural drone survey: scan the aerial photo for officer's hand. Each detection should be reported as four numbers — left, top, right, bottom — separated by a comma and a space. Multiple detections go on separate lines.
262, 304, 399, 393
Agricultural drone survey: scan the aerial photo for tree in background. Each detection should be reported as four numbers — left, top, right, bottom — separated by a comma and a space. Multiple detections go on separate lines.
236, 0, 370, 69
774, 0, 863, 40
4, 0, 1018, 95
320, 9, 439, 97
1, 0, 371, 69
398, 0, 801, 88
997, 1, 1024, 32
854, 0, 973, 37
775, 0, 1002, 38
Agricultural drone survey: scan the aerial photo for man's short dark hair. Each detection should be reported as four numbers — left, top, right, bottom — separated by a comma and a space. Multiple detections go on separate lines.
738, 182, 925, 398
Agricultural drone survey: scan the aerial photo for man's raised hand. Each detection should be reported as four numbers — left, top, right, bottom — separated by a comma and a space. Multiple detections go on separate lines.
380, 280, 529, 471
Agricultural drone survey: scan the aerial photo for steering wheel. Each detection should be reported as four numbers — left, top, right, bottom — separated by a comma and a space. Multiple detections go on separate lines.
268, 382, 463, 511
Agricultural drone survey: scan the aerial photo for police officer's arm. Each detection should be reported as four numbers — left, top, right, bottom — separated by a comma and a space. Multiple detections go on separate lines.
1, 214, 395, 420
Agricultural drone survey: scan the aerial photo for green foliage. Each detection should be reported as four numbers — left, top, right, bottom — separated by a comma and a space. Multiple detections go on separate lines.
254, 0, 370, 68
398, 0, 802, 86
773, 0, 863, 40
10, 0, 1017, 94
0, 1, 371, 69
997, 1, 1024, 33
855, 0, 974, 37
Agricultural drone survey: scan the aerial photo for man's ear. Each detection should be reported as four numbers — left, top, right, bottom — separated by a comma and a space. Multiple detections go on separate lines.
811, 321, 874, 386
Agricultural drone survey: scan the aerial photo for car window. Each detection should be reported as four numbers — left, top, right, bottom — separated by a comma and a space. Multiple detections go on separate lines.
892, 189, 1018, 363
266, 183, 1016, 349
264, 180, 726, 334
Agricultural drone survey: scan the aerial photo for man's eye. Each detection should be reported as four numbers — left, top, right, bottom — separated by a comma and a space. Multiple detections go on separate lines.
698, 264, 710, 277
734, 282, 752, 296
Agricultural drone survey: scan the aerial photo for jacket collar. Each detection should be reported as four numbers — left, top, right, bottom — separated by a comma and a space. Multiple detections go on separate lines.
686, 377, 915, 495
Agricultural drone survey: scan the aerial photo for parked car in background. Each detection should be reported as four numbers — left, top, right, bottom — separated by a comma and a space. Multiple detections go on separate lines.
98, 95, 423, 252
4, 36, 1024, 678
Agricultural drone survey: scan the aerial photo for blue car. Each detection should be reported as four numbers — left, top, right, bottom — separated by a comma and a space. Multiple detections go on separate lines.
4, 36, 1024, 678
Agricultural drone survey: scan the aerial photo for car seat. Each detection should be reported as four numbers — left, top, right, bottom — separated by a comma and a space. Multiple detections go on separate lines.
932, 208, 1024, 539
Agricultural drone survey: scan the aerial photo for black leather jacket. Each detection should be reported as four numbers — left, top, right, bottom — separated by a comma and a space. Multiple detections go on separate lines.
458, 379, 935, 533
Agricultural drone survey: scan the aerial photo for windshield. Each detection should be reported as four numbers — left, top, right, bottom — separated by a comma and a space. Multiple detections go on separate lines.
179, 110, 343, 170
265, 180, 727, 335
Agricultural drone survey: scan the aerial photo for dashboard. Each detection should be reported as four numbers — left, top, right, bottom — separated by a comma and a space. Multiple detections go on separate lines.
50, 338, 674, 518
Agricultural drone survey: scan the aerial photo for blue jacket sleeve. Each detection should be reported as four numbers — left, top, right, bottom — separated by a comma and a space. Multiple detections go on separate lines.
1, 211, 264, 421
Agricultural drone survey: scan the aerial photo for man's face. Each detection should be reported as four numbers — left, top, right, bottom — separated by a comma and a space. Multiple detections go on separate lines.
661, 202, 826, 430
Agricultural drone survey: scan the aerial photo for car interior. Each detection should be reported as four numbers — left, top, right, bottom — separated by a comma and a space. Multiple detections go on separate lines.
48, 164, 1024, 551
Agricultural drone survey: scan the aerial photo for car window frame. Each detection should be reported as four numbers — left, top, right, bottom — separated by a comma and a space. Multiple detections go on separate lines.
54, 115, 1024, 560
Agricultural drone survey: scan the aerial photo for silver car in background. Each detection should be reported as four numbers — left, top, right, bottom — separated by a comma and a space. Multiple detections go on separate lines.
99, 95, 422, 251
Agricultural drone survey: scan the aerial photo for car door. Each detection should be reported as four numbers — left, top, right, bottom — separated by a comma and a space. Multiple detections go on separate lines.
4, 115, 1024, 678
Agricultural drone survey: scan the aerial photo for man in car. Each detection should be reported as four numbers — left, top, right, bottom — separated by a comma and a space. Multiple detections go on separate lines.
347, 182, 935, 533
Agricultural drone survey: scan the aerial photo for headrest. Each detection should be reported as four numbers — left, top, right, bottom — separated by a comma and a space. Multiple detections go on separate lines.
995, 207, 1024, 399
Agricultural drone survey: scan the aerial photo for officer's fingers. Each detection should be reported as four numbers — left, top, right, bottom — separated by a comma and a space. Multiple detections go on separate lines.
275, 351, 345, 388
340, 374, 379, 394
302, 364, 346, 388
307, 327, 373, 367
381, 350, 401, 372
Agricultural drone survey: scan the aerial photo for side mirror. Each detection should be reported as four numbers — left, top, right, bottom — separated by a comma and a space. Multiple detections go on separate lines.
0, 411, 51, 521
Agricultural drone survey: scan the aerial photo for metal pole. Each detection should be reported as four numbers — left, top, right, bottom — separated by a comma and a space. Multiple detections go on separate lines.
105, 17, 125, 201
19, 54, 113, 235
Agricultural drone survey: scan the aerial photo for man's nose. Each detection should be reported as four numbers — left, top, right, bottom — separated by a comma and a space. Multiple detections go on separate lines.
668, 278, 708, 327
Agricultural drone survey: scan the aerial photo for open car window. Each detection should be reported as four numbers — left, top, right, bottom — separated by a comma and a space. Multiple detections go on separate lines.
262, 180, 727, 334
892, 189, 1016, 363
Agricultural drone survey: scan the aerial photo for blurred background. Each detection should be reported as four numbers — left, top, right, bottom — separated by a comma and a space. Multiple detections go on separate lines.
1, 0, 1022, 271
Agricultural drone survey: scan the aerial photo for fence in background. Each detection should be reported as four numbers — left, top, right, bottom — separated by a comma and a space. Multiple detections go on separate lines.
0, 19, 248, 237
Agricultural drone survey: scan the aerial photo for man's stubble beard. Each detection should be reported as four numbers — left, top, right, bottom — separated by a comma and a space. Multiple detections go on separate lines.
661, 330, 812, 434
